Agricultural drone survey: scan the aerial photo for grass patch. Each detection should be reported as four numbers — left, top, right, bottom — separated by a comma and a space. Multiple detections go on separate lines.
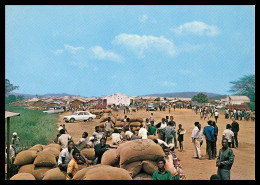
5, 105, 58, 149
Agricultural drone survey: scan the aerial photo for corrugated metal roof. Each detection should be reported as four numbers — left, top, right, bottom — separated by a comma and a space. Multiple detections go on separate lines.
5, 111, 20, 118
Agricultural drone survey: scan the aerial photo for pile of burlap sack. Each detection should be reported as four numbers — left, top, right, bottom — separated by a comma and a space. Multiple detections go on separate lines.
89, 109, 112, 119
9, 143, 95, 180
10, 139, 165, 180
73, 139, 165, 180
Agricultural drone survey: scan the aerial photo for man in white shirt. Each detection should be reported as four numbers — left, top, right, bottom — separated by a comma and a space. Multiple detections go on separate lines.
138, 126, 148, 139
214, 110, 219, 123
58, 129, 72, 150
157, 118, 167, 141
222, 124, 234, 148
111, 129, 123, 145
191, 122, 202, 160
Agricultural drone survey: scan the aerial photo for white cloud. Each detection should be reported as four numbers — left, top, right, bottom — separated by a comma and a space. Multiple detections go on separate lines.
113, 33, 177, 58
53, 49, 63, 55
90, 46, 123, 63
172, 21, 220, 36
139, 14, 148, 23
64, 44, 84, 54
157, 81, 176, 87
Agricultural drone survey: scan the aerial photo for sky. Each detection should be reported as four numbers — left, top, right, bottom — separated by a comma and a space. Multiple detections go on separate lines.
5, 5, 255, 97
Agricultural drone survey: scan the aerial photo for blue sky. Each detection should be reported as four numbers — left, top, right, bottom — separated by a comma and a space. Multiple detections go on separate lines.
5, 5, 255, 97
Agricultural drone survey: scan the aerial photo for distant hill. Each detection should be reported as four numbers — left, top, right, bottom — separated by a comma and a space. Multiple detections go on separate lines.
141, 92, 226, 99
7, 92, 78, 99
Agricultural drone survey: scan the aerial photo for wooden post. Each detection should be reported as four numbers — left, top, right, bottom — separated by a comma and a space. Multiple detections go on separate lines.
6, 117, 10, 180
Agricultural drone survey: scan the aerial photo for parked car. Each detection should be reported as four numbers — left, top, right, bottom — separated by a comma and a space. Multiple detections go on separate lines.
148, 103, 157, 111
63, 111, 96, 123
43, 107, 64, 114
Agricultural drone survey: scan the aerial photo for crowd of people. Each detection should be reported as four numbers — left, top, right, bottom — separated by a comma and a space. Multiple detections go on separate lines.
6, 103, 251, 180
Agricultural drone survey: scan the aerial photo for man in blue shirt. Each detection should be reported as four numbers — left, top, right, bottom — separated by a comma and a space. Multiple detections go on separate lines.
203, 120, 215, 160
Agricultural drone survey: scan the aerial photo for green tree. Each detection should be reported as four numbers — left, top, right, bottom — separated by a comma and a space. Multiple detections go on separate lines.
154, 97, 161, 101
229, 74, 255, 102
17, 95, 25, 101
5, 79, 19, 95
7, 95, 17, 104
192, 93, 208, 103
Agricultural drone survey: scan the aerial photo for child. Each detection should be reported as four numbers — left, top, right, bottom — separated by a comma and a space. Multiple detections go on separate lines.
177, 124, 185, 152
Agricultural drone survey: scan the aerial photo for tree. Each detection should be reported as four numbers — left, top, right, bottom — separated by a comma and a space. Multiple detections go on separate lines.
229, 74, 255, 102
17, 95, 25, 101
154, 97, 161, 101
7, 95, 17, 104
192, 93, 208, 103
5, 79, 19, 95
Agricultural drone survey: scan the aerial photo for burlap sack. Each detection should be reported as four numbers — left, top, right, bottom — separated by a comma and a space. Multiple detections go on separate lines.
28, 144, 43, 152
147, 135, 158, 140
18, 164, 35, 174
119, 139, 165, 166
32, 167, 52, 180
72, 164, 103, 180
13, 150, 38, 166
42, 147, 60, 157
132, 127, 140, 131
115, 121, 125, 127
82, 165, 132, 180
121, 131, 126, 139
121, 161, 142, 178
45, 143, 61, 151
133, 173, 153, 180
33, 151, 57, 167
130, 122, 141, 127
135, 117, 144, 123
101, 149, 119, 166
80, 148, 95, 160
10, 173, 36, 180
42, 167, 67, 180
99, 122, 105, 128
142, 160, 158, 176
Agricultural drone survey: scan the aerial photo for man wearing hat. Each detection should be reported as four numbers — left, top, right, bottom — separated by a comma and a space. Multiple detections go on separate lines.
11, 132, 20, 155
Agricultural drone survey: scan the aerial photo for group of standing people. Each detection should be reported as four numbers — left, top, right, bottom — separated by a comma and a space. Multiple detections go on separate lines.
191, 117, 238, 180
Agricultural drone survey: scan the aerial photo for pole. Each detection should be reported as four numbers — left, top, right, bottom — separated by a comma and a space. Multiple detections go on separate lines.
6, 117, 10, 180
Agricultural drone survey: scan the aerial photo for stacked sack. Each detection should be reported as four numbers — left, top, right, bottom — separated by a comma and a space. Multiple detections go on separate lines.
11, 143, 68, 180
98, 114, 117, 132
100, 139, 165, 180
118, 115, 144, 135
72, 164, 132, 180
89, 110, 106, 119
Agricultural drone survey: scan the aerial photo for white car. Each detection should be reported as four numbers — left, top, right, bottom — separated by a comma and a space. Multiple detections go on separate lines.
63, 111, 96, 123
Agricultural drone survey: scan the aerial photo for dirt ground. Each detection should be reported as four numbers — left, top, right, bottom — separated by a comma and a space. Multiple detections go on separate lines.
57, 108, 255, 180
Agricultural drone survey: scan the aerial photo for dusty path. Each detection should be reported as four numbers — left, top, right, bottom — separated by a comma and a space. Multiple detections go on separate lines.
57, 108, 255, 180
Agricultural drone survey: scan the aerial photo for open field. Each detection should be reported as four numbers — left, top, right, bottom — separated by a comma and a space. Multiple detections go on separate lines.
58, 108, 255, 180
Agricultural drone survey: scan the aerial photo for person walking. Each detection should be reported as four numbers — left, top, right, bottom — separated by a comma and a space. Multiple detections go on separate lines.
222, 124, 234, 148
216, 138, 235, 180
214, 110, 219, 123
191, 122, 202, 160
165, 124, 176, 145
203, 120, 215, 160
212, 121, 218, 158
231, 118, 239, 148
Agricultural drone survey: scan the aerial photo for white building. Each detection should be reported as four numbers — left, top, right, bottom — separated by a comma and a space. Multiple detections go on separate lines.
103, 93, 133, 106
223, 95, 250, 105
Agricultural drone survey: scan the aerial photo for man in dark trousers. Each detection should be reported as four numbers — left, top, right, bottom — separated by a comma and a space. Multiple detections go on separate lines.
212, 121, 218, 159
231, 118, 239, 148
203, 120, 215, 160
216, 138, 234, 180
